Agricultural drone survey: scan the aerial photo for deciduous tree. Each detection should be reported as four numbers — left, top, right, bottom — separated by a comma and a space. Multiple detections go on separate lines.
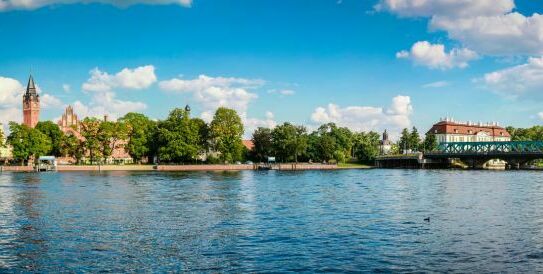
157, 108, 202, 163
251, 127, 273, 162
36, 121, 64, 156
7, 122, 51, 165
209, 107, 244, 163
119, 112, 155, 163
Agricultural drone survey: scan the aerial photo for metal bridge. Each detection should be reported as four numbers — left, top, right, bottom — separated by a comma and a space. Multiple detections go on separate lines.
424, 141, 543, 168
376, 141, 543, 169
427, 141, 543, 156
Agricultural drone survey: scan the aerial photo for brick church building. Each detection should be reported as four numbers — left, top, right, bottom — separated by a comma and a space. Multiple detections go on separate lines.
21, 74, 132, 164
22, 75, 40, 128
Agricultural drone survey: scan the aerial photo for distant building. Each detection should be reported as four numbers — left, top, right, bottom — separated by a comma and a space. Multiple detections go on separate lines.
242, 140, 254, 151
379, 130, 393, 155
56, 106, 132, 164
22, 75, 40, 128
427, 118, 511, 144
58, 105, 80, 131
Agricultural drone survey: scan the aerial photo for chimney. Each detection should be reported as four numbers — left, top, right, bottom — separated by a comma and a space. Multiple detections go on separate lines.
104, 114, 109, 122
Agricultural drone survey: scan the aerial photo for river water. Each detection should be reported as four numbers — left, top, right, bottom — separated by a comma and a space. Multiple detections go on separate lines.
1, 170, 543, 272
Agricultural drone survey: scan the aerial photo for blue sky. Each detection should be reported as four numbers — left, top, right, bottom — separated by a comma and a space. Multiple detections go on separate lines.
1, 0, 543, 137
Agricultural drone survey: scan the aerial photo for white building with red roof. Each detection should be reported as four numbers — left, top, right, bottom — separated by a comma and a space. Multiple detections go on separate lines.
427, 118, 511, 144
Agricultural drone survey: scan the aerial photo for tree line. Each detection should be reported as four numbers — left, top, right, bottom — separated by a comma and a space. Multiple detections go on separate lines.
397, 127, 438, 153
1, 105, 442, 165
506, 126, 543, 141
4, 107, 245, 165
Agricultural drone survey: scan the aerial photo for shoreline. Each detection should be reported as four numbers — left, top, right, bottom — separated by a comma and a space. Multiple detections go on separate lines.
0, 163, 373, 173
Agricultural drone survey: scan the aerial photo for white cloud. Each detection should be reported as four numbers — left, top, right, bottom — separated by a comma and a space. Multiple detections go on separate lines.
82, 65, 157, 92
243, 111, 277, 138
0, 76, 63, 128
40, 94, 63, 109
397, 41, 478, 69
378, 0, 543, 56
0, 107, 21, 128
423, 81, 450, 88
72, 91, 147, 120
0, 76, 24, 107
375, 0, 514, 18
481, 56, 543, 98
159, 74, 263, 92
159, 74, 263, 122
311, 95, 413, 135
430, 12, 543, 56
267, 89, 295, 96
62, 84, 71, 92
538, 112, 543, 121
0, 0, 192, 11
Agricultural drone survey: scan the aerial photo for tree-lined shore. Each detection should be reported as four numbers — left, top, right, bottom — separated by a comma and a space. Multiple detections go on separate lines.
3, 105, 539, 166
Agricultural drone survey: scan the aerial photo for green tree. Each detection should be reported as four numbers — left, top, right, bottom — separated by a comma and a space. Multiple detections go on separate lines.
409, 127, 421, 152
0, 125, 5, 148
119, 112, 156, 163
317, 134, 336, 162
209, 107, 244, 163
251, 127, 273, 162
60, 133, 84, 164
157, 108, 202, 163
506, 126, 543, 141
98, 121, 129, 163
271, 122, 308, 163
35, 121, 64, 156
398, 128, 410, 154
7, 122, 51, 165
309, 123, 353, 163
422, 132, 438, 152
79, 117, 102, 164
192, 117, 210, 156
353, 131, 380, 161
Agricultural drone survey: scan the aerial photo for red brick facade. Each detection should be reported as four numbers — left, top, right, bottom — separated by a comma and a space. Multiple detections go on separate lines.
428, 120, 510, 138
22, 75, 40, 128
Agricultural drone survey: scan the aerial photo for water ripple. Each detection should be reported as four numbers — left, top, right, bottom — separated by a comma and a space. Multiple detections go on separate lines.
0, 170, 543, 272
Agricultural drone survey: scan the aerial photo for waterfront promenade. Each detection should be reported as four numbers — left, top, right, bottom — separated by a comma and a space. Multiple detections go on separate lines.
0, 163, 343, 172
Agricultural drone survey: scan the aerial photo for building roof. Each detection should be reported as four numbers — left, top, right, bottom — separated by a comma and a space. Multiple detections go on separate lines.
26, 74, 37, 96
428, 120, 511, 138
242, 140, 254, 150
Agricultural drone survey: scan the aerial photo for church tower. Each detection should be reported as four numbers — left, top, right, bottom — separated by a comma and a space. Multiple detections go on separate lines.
23, 75, 40, 128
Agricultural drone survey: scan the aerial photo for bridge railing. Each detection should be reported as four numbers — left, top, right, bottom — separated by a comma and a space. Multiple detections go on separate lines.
430, 141, 543, 155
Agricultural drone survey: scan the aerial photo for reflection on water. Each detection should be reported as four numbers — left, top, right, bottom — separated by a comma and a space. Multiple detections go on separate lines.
1, 170, 543, 272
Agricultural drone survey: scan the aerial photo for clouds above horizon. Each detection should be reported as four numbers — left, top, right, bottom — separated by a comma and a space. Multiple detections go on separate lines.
375, 0, 514, 18
82, 65, 157, 92
71, 91, 147, 120
0, 0, 191, 11
397, 41, 478, 69
0, 76, 63, 129
267, 89, 295, 96
159, 74, 263, 122
379, 0, 543, 56
481, 57, 543, 99
423, 81, 450, 88
311, 95, 413, 134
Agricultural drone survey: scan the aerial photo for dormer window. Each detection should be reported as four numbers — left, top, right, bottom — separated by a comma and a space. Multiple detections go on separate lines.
454, 129, 458, 133
468, 130, 472, 134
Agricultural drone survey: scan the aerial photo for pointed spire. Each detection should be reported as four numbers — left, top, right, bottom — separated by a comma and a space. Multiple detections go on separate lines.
26, 74, 37, 96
